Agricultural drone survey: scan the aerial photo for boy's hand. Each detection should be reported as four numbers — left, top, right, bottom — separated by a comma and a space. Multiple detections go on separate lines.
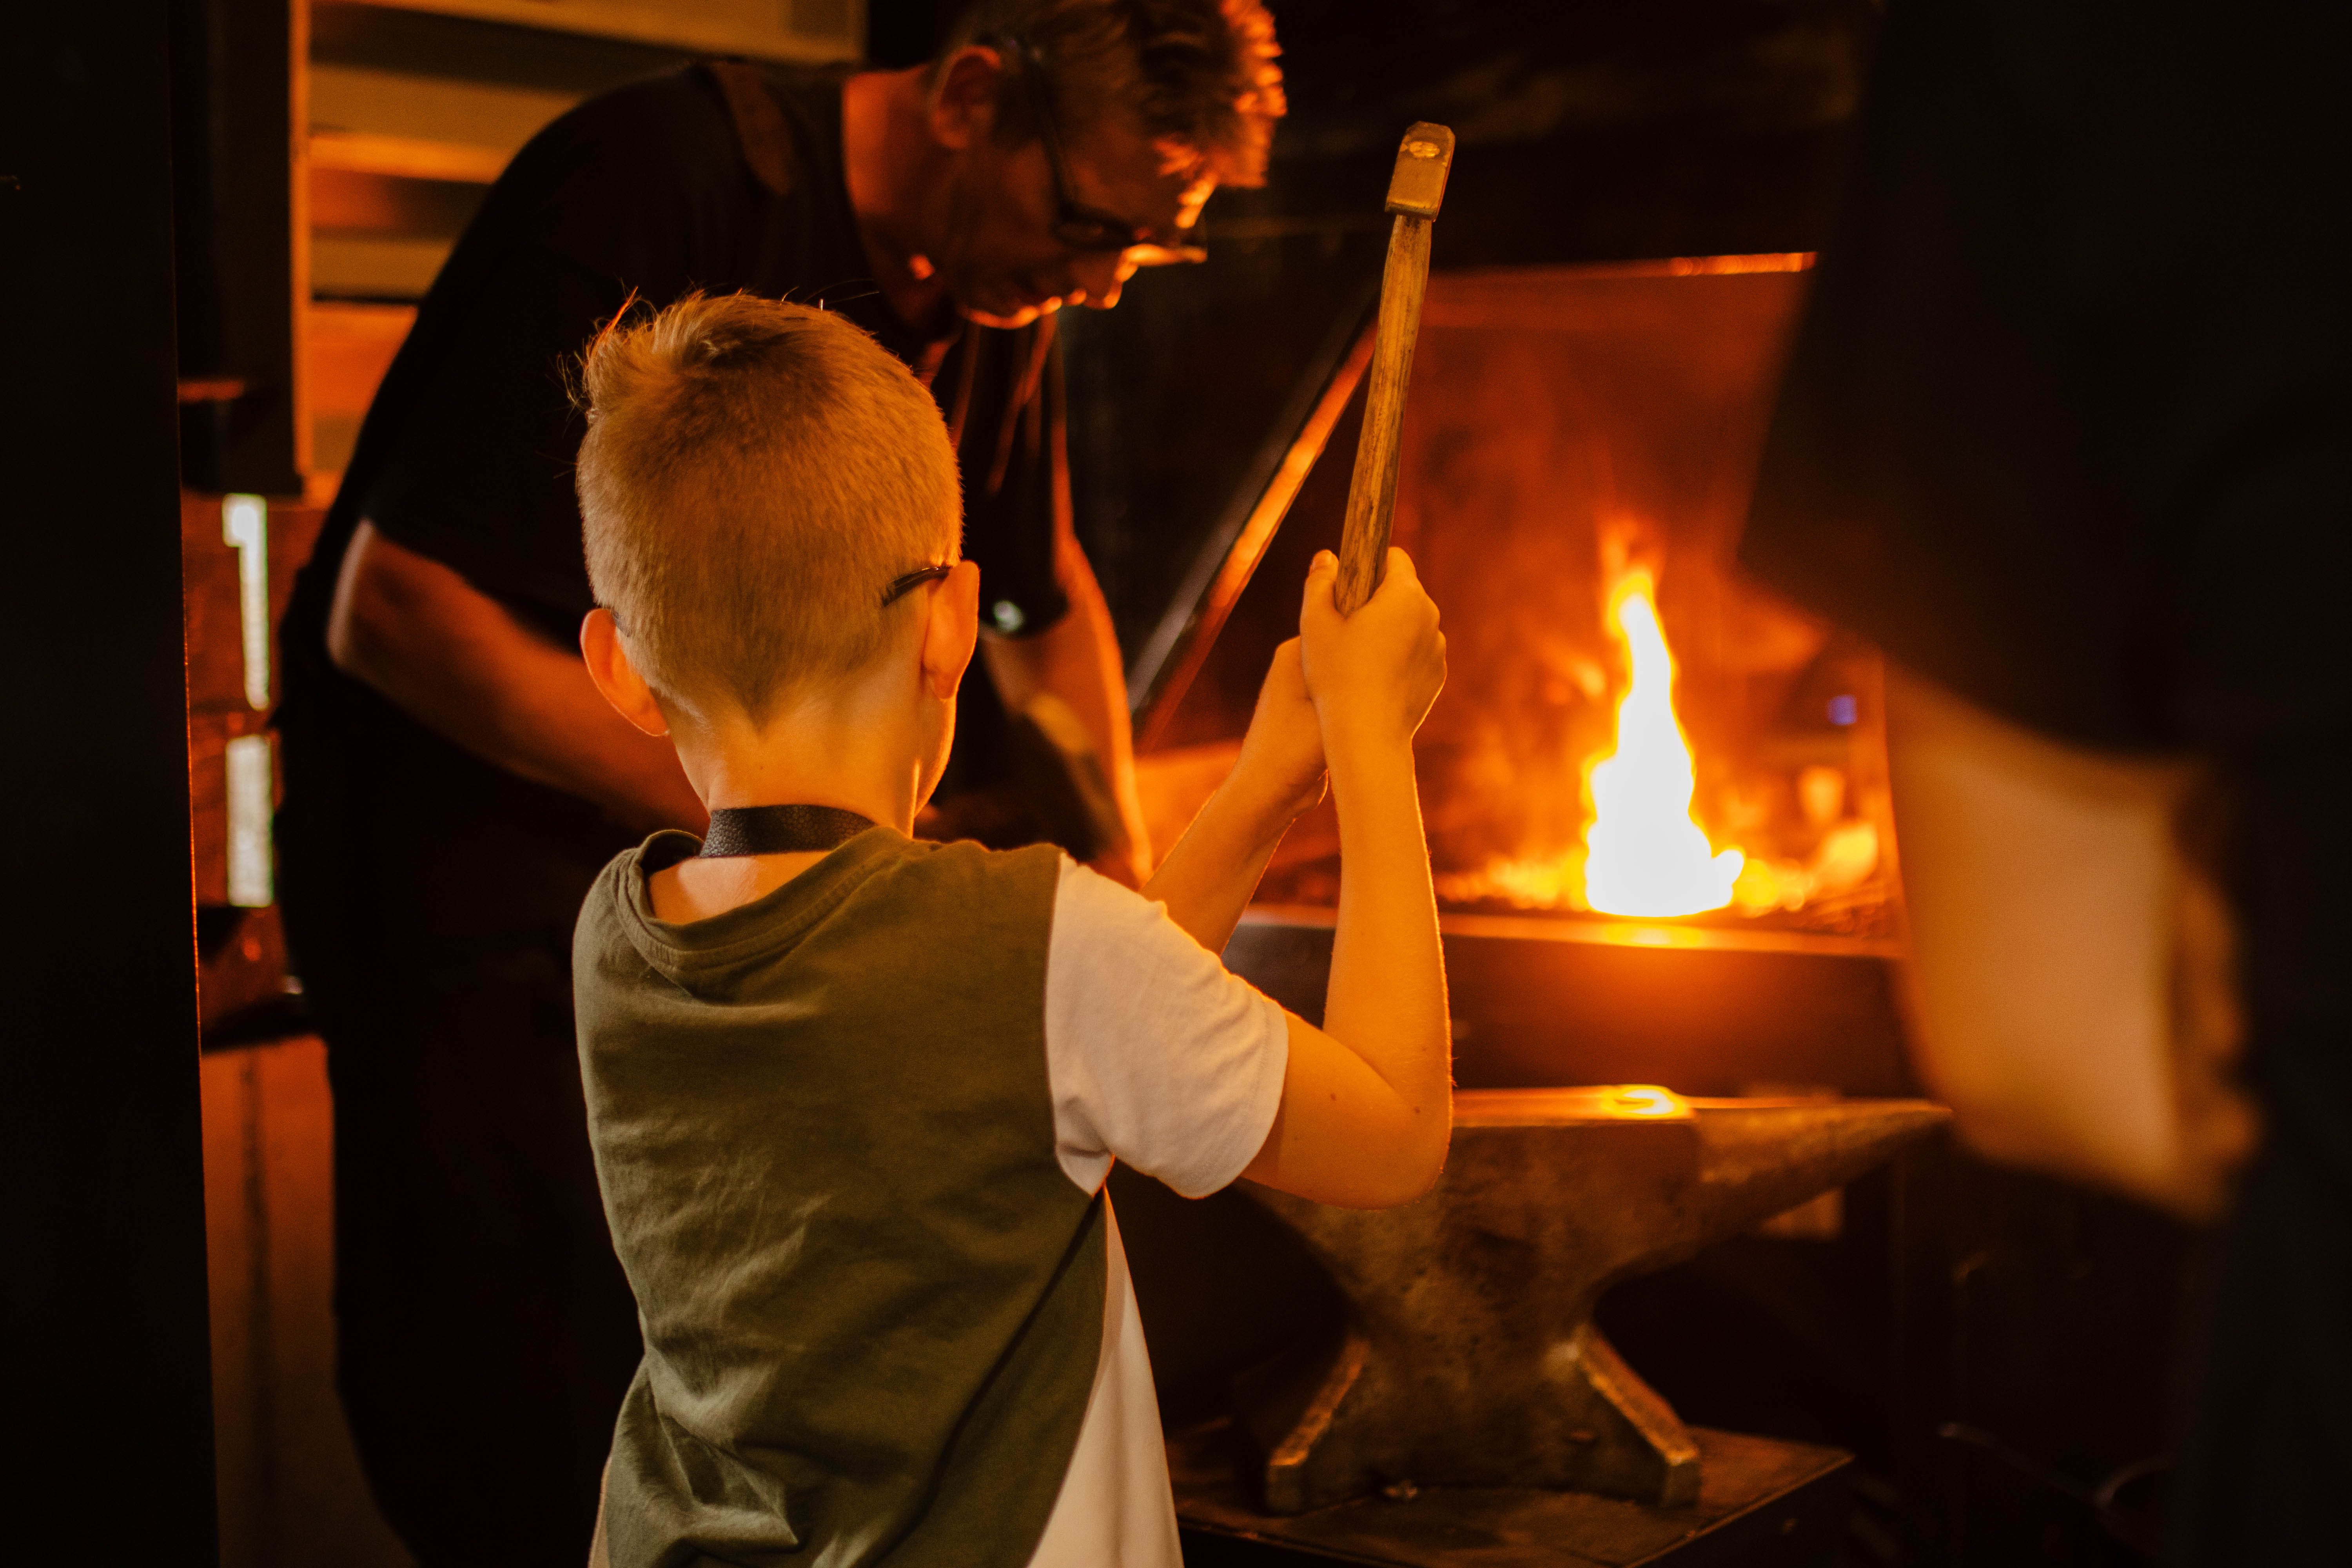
1231, 638, 1328, 824
1299, 548, 1446, 759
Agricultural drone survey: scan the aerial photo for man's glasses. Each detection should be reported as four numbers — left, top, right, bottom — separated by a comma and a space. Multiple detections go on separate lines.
883, 563, 954, 606
988, 34, 1207, 268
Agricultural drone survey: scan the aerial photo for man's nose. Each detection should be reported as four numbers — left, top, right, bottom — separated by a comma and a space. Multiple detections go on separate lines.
1066, 252, 1132, 311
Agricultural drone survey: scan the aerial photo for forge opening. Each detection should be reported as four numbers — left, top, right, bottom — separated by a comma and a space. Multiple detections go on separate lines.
1141, 259, 1898, 946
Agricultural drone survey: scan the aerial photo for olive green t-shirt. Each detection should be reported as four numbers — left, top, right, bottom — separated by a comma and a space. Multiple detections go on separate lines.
574, 828, 1103, 1568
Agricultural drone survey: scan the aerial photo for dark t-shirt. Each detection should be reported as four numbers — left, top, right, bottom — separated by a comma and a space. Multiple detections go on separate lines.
1738, 2, 2348, 1559
280, 63, 1068, 820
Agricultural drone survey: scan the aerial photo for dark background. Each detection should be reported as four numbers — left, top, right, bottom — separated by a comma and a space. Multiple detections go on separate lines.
0, 0, 221, 1557
172, 0, 304, 495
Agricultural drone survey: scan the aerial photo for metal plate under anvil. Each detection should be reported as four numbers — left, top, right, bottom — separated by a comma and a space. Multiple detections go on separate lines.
1172, 1419, 1851, 1568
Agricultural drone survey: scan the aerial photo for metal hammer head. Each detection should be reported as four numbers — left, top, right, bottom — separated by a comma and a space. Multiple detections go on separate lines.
1385, 122, 1455, 219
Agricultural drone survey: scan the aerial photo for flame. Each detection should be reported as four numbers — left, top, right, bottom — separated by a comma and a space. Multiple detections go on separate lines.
1426, 564, 1882, 924
1581, 572, 1744, 917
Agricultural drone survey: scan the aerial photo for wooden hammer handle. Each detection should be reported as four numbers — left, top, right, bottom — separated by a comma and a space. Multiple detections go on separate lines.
1336, 123, 1453, 616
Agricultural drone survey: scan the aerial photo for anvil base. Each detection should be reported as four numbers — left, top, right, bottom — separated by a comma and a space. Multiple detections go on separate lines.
1172, 1419, 1850, 1568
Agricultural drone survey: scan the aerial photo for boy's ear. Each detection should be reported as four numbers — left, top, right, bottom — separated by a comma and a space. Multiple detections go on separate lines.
918, 561, 982, 701
581, 608, 672, 737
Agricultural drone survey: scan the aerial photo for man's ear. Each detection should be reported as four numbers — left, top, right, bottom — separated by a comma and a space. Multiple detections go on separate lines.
580, 608, 671, 737
927, 45, 1004, 153
918, 561, 982, 701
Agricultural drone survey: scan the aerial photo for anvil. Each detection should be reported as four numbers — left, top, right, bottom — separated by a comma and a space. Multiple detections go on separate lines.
1231, 1087, 1949, 1514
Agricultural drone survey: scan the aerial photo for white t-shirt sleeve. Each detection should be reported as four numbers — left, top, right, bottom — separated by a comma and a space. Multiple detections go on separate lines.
1044, 858, 1290, 1198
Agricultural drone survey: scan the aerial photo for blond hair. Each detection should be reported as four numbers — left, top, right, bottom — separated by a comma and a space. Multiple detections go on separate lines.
575, 293, 961, 722
945, 0, 1287, 187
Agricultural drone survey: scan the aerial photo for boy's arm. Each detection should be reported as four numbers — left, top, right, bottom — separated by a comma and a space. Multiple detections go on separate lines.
1143, 639, 1326, 955
1242, 551, 1451, 1209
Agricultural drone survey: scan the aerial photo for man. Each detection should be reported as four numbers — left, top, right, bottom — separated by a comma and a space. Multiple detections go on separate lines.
1738, 0, 2345, 1559
274, 4, 1285, 1561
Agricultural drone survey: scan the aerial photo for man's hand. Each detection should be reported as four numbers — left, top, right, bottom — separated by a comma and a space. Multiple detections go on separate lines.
2167, 787, 2263, 1210
979, 528, 1152, 883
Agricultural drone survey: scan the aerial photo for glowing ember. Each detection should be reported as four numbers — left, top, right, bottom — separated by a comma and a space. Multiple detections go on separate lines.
1609, 1085, 1685, 1118
1581, 572, 1744, 917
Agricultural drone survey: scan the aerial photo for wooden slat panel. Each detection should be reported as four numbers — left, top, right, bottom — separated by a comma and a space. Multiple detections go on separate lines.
184, 499, 250, 715
311, 165, 488, 236
343, 0, 859, 62
184, 495, 327, 913
311, 63, 577, 156
311, 234, 453, 301
186, 711, 277, 911
308, 303, 414, 418
307, 304, 415, 477
203, 1038, 417, 1568
183, 494, 330, 714
312, 128, 508, 183
198, 907, 295, 1033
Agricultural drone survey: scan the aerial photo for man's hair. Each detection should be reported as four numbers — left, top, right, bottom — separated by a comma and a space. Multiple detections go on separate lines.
942, 0, 1287, 187
575, 293, 961, 723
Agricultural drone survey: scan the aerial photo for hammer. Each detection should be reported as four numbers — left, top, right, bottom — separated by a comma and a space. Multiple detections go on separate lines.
1335, 123, 1455, 615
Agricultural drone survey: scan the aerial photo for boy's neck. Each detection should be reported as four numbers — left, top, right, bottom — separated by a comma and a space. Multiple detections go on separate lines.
649, 700, 932, 925
684, 706, 926, 833
640, 571, 974, 926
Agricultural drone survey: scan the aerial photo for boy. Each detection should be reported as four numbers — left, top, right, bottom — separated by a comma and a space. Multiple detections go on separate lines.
571, 292, 1449, 1567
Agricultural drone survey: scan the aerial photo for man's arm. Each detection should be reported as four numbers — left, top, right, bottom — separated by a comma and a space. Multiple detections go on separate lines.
328, 521, 707, 837
1886, 666, 2257, 1219
980, 523, 1153, 883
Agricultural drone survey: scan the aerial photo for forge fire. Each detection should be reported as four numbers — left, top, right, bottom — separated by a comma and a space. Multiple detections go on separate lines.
1214, 260, 1897, 940
1432, 561, 1882, 926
